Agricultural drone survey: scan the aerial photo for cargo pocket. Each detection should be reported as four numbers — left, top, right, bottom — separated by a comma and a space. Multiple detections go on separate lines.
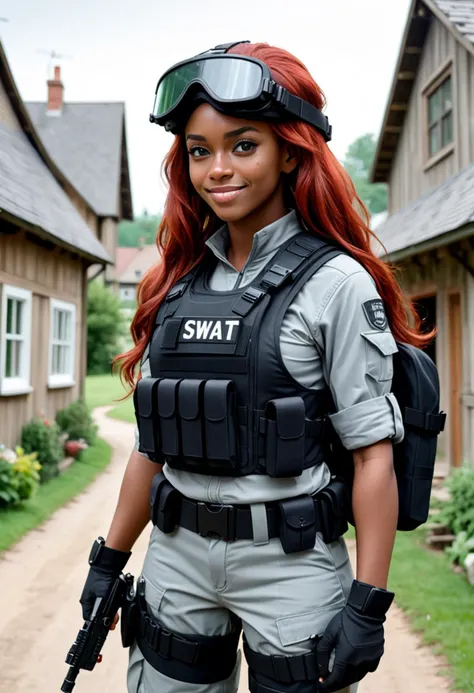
362, 331, 398, 382
141, 574, 167, 620
127, 640, 145, 693
133, 378, 160, 459
203, 380, 238, 465
157, 379, 181, 456
178, 379, 205, 458
265, 397, 305, 478
276, 596, 346, 649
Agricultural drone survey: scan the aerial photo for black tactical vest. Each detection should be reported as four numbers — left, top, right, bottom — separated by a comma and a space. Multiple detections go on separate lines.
134, 232, 342, 477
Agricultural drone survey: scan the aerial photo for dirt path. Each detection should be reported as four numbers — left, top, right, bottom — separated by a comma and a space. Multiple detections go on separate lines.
0, 408, 452, 693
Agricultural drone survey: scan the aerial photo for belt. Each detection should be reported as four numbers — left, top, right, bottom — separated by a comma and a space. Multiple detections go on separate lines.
178, 494, 323, 542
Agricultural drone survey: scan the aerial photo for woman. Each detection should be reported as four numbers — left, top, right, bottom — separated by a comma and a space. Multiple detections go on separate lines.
80, 41, 432, 693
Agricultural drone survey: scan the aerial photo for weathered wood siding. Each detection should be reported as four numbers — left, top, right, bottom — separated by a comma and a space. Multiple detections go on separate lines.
0, 76, 20, 131
0, 228, 85, 447
101, 217, 118, 285
389, 17, 474, 213
398, 249, 474, 468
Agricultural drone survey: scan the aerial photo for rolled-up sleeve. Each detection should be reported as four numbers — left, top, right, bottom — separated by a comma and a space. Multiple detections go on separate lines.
313, 269, 404, 450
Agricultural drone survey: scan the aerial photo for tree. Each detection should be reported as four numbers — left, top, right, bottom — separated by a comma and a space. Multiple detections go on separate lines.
87, 281, 127, 374
118, 213, 162, 247
343, 133, 387, 215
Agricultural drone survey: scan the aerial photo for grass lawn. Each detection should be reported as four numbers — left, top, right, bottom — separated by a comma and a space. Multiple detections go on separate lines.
0, 438, 112, 554
85, 373, 134, 423
347, 524, 474, 692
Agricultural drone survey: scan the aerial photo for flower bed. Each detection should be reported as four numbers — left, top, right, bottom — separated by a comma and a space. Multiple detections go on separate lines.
0, 398, 96, 510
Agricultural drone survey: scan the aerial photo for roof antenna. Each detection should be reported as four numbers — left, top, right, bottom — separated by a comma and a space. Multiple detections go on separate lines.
37, 49, 73, 78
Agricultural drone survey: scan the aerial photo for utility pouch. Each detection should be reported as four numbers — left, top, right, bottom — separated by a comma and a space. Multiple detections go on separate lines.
179, 379, 205, 458
265, 397, 305, 477
121, 585, 138, 648
203, 380, 238, 466
150, 472, 181, 534
278, 495, 317, 555
133, 378, 160, 459
157, 379, 181, 457
315, 478, 349, 543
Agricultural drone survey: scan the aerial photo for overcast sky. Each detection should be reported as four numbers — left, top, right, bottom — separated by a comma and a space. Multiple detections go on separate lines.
0, 0, 412, 215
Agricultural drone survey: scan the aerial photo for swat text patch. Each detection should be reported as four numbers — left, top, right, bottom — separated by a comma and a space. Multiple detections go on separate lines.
179, 318, 242, 343
363, 299, 387, 331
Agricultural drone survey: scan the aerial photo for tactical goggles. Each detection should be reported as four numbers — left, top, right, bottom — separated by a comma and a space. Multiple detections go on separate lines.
150, 41, 332, 141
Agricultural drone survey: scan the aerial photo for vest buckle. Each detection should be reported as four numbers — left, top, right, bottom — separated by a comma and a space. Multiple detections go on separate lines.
232, 286, 266, 317
261, 264, 292, 289
166, 282, 186, 301
196, 502, 236, 541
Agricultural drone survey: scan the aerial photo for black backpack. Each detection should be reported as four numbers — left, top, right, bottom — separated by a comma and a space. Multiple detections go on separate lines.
328, 341, 446, 531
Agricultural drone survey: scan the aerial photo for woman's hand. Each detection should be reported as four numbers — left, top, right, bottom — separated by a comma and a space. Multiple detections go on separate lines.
316, 601, 385, 691
110, 612, 120, 631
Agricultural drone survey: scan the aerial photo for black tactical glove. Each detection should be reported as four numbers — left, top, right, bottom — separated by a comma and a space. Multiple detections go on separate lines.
79, 536, 131, 621
316, 580, 394, 692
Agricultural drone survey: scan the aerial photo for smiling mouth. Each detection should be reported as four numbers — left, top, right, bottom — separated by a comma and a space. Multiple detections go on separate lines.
206, 186, 247, 203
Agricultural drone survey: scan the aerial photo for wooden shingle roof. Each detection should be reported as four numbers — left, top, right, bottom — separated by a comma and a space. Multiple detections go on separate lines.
374, 163, 474, 259
26, 101, 133, 220
0, 41, 111, 264
434, 0, 474, 41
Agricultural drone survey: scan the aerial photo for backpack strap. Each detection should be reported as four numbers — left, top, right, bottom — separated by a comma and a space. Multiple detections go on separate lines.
404, 407, 446, 435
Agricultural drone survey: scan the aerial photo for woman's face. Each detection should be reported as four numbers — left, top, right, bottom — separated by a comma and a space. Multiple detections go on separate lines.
185, 104, 296, 227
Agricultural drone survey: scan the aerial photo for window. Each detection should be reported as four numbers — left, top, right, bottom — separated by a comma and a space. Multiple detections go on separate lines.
48, 299, 76, 388
427, 75, 453, 158
135, 270, 142, 280
0, 285, 32, 396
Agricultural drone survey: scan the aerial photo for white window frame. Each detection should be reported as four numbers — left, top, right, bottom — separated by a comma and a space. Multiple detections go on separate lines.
0, 284, 33, 396
48, 298, 76, 389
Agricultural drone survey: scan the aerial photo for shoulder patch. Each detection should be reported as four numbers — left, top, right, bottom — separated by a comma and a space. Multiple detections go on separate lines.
363, 299, 387, 331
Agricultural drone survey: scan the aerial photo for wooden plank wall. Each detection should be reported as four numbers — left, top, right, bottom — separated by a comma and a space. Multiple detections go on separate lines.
399, 248, 474, 468
0, 227, 85, 448
389, 18, 474, 213
0, 76, 20, 132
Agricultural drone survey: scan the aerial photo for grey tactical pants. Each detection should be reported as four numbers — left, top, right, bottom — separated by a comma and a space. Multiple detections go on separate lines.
127, 523, 358, 693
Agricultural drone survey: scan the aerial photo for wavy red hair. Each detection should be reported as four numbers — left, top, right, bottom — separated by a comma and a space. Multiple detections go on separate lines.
114, 41, 432, 394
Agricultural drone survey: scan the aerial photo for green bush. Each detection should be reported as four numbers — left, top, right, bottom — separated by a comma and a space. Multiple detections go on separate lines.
20, 417, 63, 483
438, 466, 474, 540
445, 531, 474, 567
87, 281, 127, 375
0, 459, 20, 507
0, 447, 41, 507
13, 448, 41, 501
56, 399, 98, 445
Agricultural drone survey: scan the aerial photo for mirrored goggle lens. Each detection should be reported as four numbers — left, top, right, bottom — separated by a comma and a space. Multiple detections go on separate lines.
154, 57, 264, 117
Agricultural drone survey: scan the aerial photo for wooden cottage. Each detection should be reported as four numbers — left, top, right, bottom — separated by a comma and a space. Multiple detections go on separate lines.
372, 0, 474, 470
26, 66, 133, 289
0, 42, 128, 447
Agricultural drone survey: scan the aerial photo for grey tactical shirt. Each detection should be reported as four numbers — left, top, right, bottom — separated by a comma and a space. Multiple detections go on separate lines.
135, 210, 404, 505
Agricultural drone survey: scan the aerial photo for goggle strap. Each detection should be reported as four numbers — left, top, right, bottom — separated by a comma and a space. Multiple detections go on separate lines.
284, 92, 332, 142
203, 40, 251, 55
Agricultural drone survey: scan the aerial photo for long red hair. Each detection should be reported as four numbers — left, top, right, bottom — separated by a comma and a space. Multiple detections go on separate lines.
114, 41, 431, 393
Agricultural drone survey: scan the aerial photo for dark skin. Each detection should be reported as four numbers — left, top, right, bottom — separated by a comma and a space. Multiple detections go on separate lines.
105, 105, 398, 648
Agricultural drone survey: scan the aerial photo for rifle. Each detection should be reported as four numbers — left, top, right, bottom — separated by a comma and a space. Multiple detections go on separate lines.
61, 573, 135, 692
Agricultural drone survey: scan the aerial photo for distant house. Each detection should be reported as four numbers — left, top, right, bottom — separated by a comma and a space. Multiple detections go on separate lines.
0, 42, 112, 447
114, 244, 160, 304
25, 66, 133, 287
371, 0, 474, 469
